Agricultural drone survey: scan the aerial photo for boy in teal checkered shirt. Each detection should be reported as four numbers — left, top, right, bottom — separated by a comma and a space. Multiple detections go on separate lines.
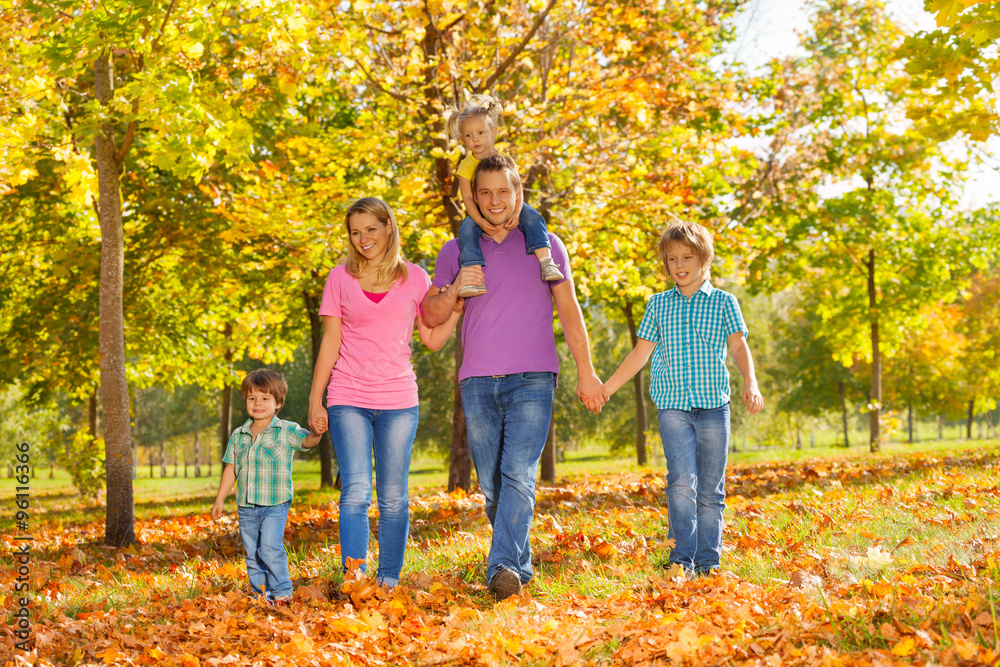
212, 369, 321, 604
603, 220, 763, 576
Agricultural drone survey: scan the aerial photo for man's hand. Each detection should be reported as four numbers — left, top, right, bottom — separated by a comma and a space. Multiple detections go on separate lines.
577, 373, 607, 414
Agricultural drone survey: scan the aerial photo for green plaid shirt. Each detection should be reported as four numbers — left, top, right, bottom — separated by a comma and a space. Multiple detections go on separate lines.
223, 416, 310, 507
636, 281, 748, 410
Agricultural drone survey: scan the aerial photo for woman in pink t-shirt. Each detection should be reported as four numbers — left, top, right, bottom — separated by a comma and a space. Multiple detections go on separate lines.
308, 197, 461, 587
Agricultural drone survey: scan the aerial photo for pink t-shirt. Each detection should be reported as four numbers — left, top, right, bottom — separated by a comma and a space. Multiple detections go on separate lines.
319, 262, 431, 409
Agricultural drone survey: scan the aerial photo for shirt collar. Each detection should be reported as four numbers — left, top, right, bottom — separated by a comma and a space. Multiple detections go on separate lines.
666, 280, 714, 299
236, 415, 280, 435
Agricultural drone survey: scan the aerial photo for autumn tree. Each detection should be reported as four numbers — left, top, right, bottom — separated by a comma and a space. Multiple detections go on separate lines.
737, 0, 977, 453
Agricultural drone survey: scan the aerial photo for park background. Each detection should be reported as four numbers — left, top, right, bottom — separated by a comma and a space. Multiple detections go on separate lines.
2, 0, 1000, 664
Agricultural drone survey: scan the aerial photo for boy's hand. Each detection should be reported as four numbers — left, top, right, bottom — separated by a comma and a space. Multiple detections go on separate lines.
211, 500, 225, 520
743, 384, 764, 415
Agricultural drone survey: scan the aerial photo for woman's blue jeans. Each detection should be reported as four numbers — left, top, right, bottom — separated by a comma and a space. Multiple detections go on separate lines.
237, 501, 292, 600
458, 203, 550, 268
460, 372, 554, 585
658, 404, 730, 573
328, 405, 418, 586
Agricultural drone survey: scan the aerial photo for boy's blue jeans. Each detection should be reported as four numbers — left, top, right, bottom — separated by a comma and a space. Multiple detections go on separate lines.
328, 405, 418, 587
459, 203, 550, 268
658, 404, 731, 573
460, 372, 554, 585
237, 501, 292, 600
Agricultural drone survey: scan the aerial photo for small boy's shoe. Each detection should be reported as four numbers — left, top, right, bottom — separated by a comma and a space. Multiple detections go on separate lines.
273, 596, 292, 607
539, 257, 564, 281
489, 568, 522, 602
458, 284, 487, 298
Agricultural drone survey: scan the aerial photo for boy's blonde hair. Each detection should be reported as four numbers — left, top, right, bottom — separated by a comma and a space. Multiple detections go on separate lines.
241, 369, 288, 406
658, 220, 715, 270
445, 94, 503, 141
343, 197, 408, 287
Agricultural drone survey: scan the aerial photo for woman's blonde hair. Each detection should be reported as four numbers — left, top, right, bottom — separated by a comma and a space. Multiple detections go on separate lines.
343, 197, 408, 286
445, 94, 504, 141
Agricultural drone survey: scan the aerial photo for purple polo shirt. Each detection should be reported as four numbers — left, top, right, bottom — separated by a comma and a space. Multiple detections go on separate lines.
431, 227, 571, 381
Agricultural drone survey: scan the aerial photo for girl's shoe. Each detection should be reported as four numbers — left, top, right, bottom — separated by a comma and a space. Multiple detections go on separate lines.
459, 284, 487, 297
539, 257, 564, 281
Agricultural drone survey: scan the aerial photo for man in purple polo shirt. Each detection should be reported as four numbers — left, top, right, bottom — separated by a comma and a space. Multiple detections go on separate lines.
422, 154, 606, 601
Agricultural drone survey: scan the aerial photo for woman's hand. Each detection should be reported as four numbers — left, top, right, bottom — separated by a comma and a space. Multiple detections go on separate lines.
308, 402, 329, 435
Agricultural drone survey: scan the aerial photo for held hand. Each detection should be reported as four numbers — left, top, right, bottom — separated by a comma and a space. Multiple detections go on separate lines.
577, 374, 607, 414
308, 403, 329, 435
441, 285, 466, 313
743, 385, 764, 415
502, 216, 519, 230
475, 218, 502, 237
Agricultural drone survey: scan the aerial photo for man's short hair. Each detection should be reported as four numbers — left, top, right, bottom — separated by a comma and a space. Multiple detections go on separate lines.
658, 220, 715, 269
472, 154, 520, 194
241, 368, 288, 405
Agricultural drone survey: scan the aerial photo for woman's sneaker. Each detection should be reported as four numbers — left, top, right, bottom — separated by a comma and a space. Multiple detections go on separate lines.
539, 257, 564, 281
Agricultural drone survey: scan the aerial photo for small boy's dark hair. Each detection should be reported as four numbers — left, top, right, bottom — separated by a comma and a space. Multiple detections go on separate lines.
658, 220, 715, 270
241, 369, 288, 406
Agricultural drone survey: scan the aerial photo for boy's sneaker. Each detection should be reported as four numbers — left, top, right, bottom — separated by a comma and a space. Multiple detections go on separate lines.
489, 568, 522, 601
273, 596, 292, 607
459, 284, 487, 298
539, 257, 564, 281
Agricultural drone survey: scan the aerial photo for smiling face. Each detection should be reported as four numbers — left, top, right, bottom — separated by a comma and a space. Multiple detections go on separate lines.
348, 212, 391, 264
245, 389, 280, 425
664, 242, 710, 296
473, 168, 519, 228
460, 115, 496, 160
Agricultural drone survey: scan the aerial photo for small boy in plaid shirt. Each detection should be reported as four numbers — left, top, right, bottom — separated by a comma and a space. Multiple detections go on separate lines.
212, 369, 321, 605
603, 220, 763, 576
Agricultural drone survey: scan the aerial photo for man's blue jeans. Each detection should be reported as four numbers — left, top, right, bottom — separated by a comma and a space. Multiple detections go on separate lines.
460, 372, 554, 585
658, 404, 731, 573
328, 405, 418, 587
458, 203, 550, 268
237, 501, 292, 600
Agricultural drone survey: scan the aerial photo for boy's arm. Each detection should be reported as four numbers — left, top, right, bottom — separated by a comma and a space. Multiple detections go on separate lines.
302, 431, 322, 449
551, 277, 605, 413
728, 331, 763, 415
604, 338, 657, 398
211, 463, 237, 519
459, 176, 501, 236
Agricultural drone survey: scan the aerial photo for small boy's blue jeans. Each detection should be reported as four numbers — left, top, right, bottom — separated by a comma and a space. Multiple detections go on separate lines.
328, 404, 418, 587
237, 501, 292, 600
459, 202, 550, 268
658, 404, 731, 573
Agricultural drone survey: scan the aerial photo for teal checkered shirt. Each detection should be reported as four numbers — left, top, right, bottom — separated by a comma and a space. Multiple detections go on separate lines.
636, 281, 749, 410
223, 416, 310, 506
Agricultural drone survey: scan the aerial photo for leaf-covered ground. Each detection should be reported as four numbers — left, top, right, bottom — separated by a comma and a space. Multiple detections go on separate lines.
3, 445, 1000, 666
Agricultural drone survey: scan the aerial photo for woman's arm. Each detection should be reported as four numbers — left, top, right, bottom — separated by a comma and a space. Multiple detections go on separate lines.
416, 297, 463, 351
308, 316, 343, 434
603, 338, 657, 397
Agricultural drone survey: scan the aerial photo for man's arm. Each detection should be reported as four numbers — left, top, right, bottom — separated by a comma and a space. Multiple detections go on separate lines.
551, 277, 606, 413
421, 266, 484, 327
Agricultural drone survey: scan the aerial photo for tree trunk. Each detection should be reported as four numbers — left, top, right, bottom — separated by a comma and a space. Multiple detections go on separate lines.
95, 50, 135, 548
194, 430, 201, 478
220, 323, 234, 466
838, 380, 850, 448
540, 414, 556, 482
623, 304, 647, 465
866, 248, 881, 453
159, 441, 166, 478
447, 326, 471, 492
795, 426, 802, 450
967, 399, 974, 440
304, 289, 336, 488
908, 401, 913, 444
938, 414, 943, 440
